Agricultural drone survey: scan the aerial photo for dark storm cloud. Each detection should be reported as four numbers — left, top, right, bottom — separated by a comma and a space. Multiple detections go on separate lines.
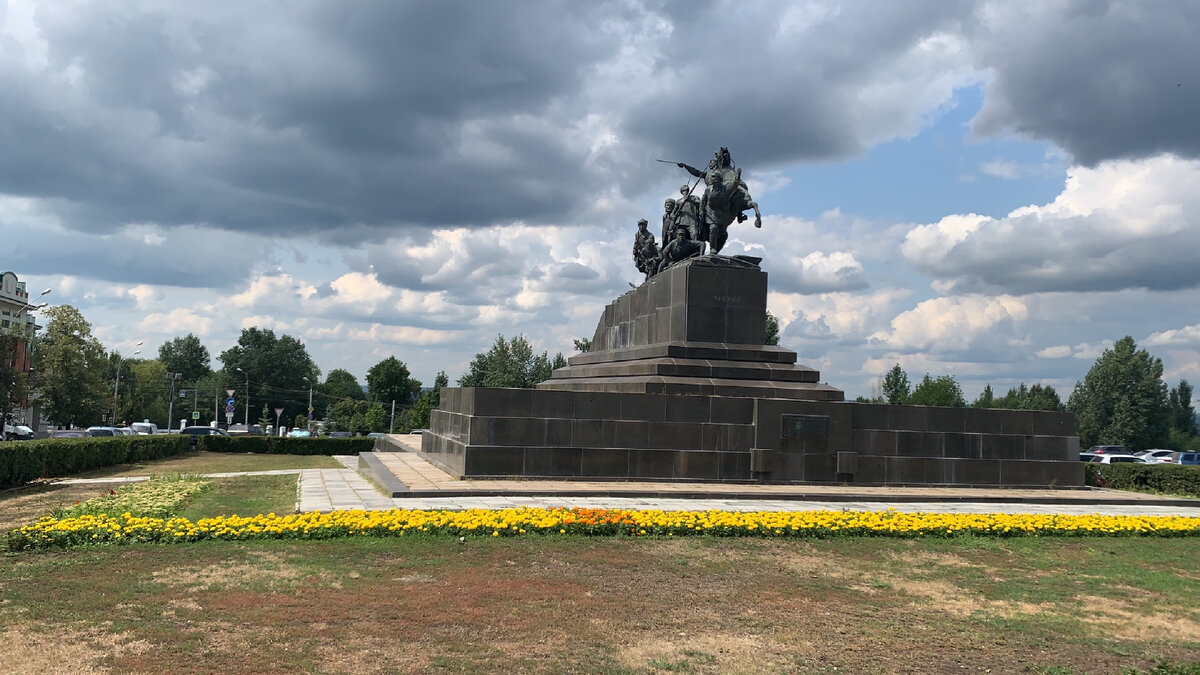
4, 0, 1198, 251
969, 0, 1200, 165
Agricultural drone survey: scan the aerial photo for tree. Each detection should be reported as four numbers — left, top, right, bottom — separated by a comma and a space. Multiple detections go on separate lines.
364, 403, 387, 433
881, 364, 910, 405
573, 337, 592, 353
1000, 383, 1064, 411
908, 374, 966, 407
404, 370, 449, 432
33, 305, 109, 427
122, 359, 168, 427
217, 327, 319, 431
366, 356, 422, 405
765, 311, 780, 346
1168, 380, 1196, 435
158, 334, 212, 384
325, 399, 368, 433
458, 334, 565, 388
972, 384, 996, 408
323, 368, 366, 401
1068, 336, 1170, 451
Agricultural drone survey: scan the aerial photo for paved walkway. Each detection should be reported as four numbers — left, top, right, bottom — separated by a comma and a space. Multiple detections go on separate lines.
54, 439, 1200, 517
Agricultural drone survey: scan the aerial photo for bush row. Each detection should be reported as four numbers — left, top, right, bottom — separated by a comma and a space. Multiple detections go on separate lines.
1098, 464, 1200, 497
195, 435, 375, 455
0, 436, 191, 490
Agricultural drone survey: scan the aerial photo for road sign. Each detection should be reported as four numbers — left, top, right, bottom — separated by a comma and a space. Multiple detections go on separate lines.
273, 407, 284, 418
225, 412, 233, 423
308, 406, 314, 413
192, 411, 200, 420
226, 389, 236, 397
226, 397, 236, 407
225, 404, 235, 414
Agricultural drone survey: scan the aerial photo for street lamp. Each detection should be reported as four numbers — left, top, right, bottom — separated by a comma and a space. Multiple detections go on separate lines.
112, 340, 143, 425
236, 367, 249, 427
302, 376, 313, 431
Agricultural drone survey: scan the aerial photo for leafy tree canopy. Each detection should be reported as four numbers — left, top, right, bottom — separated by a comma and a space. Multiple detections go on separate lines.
323, 368, 366, 401
908, 374, 966, 407
217, 327, 319, 428
458, 335, 564, 388
34, 305, 109, 427
1068, 336, 1170, 450
365, 356, 422, 405
158, 333, 212, 384
882, 364, 910, 405
765, 311, 780, 346
974, 383, 1064, 411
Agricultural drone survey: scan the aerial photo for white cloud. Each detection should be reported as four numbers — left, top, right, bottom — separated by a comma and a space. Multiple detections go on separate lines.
868, 295, 1027, 352
901, 155, 1200, 294
1146, 324, 1200, 347
138, 308, 213, 336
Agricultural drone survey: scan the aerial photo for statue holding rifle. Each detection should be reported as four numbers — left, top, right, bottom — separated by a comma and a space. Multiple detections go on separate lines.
662, 146, 762, 255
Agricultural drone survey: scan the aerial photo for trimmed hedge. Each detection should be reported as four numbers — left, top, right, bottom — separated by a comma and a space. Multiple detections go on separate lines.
0, 436, 192, 490
1100, 463, 1200, 497
195, 435, 375, 455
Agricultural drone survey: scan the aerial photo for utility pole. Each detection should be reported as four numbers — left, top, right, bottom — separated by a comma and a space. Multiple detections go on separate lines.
389, 399, 396, 434
164, 372, 181, 429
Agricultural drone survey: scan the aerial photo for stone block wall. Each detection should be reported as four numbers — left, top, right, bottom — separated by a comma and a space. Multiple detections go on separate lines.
421, 388, 1084, 487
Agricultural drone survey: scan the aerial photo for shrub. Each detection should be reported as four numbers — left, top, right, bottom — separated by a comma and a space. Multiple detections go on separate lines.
1099, 464, 1200, 497
0, 436, 191, 490
195, 435, 375, 455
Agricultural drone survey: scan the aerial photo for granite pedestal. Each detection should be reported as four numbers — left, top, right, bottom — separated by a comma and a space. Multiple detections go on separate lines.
422, 258, 1082, 487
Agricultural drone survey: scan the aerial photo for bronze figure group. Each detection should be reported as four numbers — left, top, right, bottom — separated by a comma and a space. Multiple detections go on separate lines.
632, 147, 761, 281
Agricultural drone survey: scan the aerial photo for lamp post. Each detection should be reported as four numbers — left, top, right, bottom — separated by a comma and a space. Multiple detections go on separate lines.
303, 376, 313, 431
112, 341, 143, 425
236, 367, 249, 427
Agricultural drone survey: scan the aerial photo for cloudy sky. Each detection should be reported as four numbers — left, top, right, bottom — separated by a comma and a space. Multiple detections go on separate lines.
4, 0, 1200, 401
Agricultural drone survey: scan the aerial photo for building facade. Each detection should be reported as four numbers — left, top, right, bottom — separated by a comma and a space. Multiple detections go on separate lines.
1, 271, 45, 430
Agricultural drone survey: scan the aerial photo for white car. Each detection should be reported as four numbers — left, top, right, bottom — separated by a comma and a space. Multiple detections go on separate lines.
1087, 454, 1148, 464
1137, 449, 1176, 464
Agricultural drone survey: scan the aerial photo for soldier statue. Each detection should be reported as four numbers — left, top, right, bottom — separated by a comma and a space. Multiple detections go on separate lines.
657, 226, 704, 274
632, 218, 660, 281
674, 146, 762, 254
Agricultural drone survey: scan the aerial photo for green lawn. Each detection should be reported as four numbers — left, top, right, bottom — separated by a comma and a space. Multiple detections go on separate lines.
2, 536, 1198, 673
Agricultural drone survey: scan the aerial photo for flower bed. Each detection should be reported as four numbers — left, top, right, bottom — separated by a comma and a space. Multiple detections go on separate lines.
55, 476, 211, 520
9, 507, 1200, 550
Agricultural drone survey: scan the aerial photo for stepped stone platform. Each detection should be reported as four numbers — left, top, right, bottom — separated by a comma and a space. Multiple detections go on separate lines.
422, 258, 1083, 487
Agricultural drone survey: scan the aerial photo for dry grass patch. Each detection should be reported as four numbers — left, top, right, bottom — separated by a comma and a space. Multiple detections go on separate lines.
148, 550, 309, 592
619, 631, 811, 674
1, 622, 151, 673
1076, 594, 1200, 642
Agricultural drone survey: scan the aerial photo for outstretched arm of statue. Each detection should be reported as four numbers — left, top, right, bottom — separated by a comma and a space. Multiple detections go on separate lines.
677, 163, 704, 179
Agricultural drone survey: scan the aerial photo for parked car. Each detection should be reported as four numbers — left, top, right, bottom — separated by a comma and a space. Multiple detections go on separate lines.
227, 423, 266, 436
114, 427, 136, 436
1087, 445, 1129, 455
86, 426, 119, 437
179, 425, 228, 449
48, 429, 87, 439
287, 429, 312, 438
1170, 452, 1200, 466
2, 424, 34, 440
130, 421, 158, 435
328, 431, 353, 438
1087, 454, 1148, 464
367, 432, 387, 439
1136, 449, 1176, 464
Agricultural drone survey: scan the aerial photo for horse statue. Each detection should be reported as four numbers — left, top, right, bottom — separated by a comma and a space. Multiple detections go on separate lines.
676, 147, 761, 254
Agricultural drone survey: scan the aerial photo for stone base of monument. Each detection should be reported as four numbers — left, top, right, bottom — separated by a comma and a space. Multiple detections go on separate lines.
421, 258, 1083, 487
